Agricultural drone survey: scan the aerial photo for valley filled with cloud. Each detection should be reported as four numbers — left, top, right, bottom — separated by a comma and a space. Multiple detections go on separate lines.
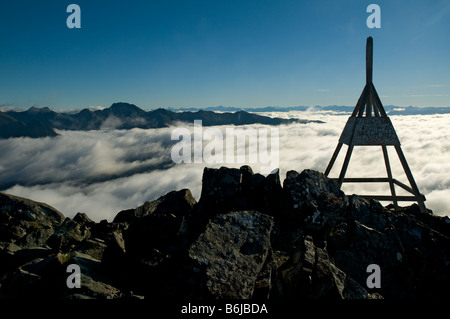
1, 111, 449, 221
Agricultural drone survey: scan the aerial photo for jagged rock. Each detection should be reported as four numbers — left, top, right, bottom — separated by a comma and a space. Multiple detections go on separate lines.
276, 235, 315, 298
124, 189, 196, 258
125, 211, 179, 257
197, 167, 243, 216
99, 189, 198, 296
347, 195, 388, 232
137, 188, 197, 218
328, 219, 402, 297
112, 209, 136, 224
10, 246, 54, 271
325, 194, 450, 299
186, 211, 274, 299
2, 268, 43, 298
73, 212, 95, 226
0, 242, 22, 276
1, 166, 449, 300
282, 169, 347, 236
107, 231, 126, 256
241, 166, 283, 215
77, 238, 107, 261
63, 252, 125, 299
197, 166, 283, 219
66, 274, 122, 299
312, 241, 369, 299
283, 169, 344, 206
1, 248, 126, 299
101, 230, 127, 274
114, 189, 196, 224
0, 252, 70, 298
386, 209, 450, 298
46, 217, 91, 252
275, 169, 349, 258
89, 218, 122, 241
275, 235, 370, 299
0, 192, 64, 247
253, 249, 277, 299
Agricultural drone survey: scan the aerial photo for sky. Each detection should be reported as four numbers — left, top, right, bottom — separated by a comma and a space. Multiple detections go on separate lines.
1, 0, 449, 110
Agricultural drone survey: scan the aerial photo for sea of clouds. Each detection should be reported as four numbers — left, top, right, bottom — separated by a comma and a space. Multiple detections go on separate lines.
1, 111, 449, 221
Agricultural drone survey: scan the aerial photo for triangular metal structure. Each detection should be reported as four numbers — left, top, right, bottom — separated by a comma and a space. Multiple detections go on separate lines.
324, 37, 427, 213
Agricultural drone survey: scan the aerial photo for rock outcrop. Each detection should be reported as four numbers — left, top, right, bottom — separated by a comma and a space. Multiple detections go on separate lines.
0, 192, 64, 248
186, 211, 275, 299
0, 167, 449, 300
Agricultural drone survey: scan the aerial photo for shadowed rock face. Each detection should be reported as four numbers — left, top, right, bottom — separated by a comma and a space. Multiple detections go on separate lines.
0, 192, 64, 248
187, 211, 275, 299
0, 167, 449, 300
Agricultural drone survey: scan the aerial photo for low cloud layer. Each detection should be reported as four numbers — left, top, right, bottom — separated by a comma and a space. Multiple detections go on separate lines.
1, 111, 449, 221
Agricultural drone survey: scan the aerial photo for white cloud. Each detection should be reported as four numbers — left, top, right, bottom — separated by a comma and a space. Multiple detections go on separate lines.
1, 111, 449, 221
409, 94, 449, 98
5, 164, 205, 221
425, 84, 450, 88
100, 115, 124, 130
0, 105, 26, 112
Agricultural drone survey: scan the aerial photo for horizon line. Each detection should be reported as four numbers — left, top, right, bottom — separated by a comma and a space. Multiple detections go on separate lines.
2, 102, 450, 114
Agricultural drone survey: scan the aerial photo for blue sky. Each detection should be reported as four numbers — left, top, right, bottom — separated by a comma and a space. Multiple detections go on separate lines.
1, 0, 449, 110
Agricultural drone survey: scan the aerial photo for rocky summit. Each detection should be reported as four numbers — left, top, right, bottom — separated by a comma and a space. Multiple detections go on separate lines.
0, 166, 449, 300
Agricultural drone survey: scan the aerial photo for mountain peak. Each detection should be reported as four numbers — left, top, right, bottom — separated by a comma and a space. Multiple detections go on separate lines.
107, 102, 147, 118
109, 102, 141, 111
152, 108, 172, 114
1, 104, 318, 138
26, 106, 53, 113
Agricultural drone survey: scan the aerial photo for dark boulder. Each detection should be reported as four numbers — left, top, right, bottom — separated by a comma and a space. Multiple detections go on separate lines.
327, 194, 450, 299
196, 166, 283, 220
114, 188, 196, 224
77, 237, 107, 261
197, 167, 243, 217
46, 217, 91, 252
73, 212, 95, 226
274, 235, 370, 299
185, 211, 274, 299
0, 252, 70, 298
0, 192, 64, 248
124, 189, 196, 258
281, 169, 347, 244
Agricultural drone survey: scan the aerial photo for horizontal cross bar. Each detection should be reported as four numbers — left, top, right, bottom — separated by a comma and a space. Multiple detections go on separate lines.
338, 177, 390, 183
358, 195, 426, 202
331, 178, 420, 195
329, 177, 426, 202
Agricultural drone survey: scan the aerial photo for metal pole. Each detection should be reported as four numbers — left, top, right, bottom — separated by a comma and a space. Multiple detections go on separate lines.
366, 36, 373, 85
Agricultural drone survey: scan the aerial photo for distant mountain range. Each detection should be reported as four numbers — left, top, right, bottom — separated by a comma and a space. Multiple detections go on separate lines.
0, 102, 320, 138
2, 102, 448, 138
0, 111, 58, 139
169, 105, 450, 115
